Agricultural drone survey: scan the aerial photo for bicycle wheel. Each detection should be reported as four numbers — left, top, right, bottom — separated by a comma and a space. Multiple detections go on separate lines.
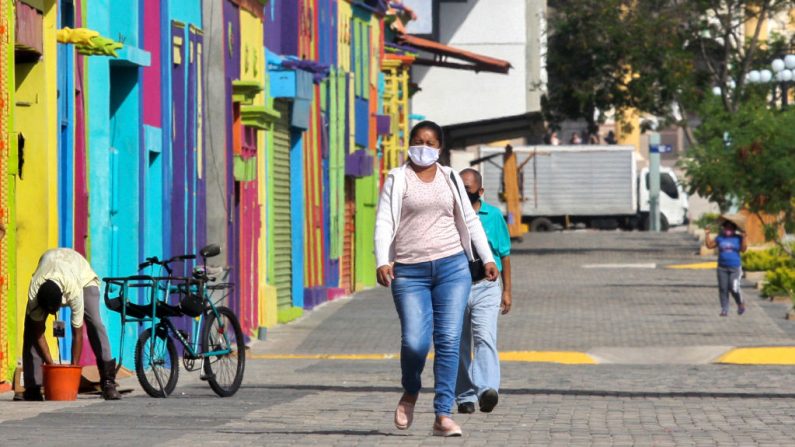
135, 327, 179, 398
201, 306, 245, 397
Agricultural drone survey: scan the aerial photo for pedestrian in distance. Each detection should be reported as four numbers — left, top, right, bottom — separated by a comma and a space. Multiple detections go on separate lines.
704, 215, 747, 317
374, 120, 499, 437
604, 130, 617, 145
549, 131, 560, 146
455, 169, 512, 415
569, 132, 582, 145
20, 248, 122, 401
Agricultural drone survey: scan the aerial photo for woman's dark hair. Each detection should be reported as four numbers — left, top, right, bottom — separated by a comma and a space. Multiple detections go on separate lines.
409, 120, 445, 149
37, 280, 62, 314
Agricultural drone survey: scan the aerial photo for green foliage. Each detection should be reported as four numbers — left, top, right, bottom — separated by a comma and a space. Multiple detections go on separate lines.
762, 267, 795, 298
543, 0, 704, 132
543, 1, 795, 134
694, 213, 721, 232
681, 96, 795, 234
742, 247, 793, 272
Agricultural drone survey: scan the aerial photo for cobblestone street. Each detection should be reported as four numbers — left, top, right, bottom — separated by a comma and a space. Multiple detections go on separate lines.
3, 232, 795, 446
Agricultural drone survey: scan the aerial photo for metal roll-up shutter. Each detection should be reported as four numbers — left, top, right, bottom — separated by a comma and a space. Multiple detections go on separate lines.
273, 100, 293, 310
341, 178, 355, 294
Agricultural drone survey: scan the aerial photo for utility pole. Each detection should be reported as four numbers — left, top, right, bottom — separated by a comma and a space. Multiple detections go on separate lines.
648, 132, 661, 232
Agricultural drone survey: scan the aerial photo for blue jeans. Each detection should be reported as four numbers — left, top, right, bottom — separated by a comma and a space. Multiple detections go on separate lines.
456, 279, 501, 405
391, 252, 471, 416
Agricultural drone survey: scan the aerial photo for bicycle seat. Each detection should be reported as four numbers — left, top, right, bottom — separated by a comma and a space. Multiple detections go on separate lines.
200, 244, 221, 258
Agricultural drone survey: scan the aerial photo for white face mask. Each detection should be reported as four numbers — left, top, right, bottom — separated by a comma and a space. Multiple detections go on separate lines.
408, 145, 440, 167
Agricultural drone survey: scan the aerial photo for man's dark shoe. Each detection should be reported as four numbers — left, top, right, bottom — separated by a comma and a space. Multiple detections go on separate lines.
457, 402, 475, 414
479, 389, 499, 413
100, 360, 122, 400
22, 387, 44, 401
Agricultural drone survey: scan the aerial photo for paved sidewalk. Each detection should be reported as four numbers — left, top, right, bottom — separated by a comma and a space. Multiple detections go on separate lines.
2, 231, 795, 446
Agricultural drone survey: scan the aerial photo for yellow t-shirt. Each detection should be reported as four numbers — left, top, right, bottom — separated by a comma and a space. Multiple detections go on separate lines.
26, 248, 100, 328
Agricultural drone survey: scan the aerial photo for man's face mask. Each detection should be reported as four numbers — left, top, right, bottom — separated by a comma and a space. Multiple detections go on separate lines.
467, 191, 481, 204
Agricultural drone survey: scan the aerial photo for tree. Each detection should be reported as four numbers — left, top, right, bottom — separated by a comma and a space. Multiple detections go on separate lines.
543, 0, 795, 143
681, 94, 795, 251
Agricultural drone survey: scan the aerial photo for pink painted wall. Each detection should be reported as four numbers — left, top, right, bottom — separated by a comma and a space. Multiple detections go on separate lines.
142, 0, 161, 127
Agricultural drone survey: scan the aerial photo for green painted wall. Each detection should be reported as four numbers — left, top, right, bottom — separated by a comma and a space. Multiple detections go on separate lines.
354, 171, 376, 290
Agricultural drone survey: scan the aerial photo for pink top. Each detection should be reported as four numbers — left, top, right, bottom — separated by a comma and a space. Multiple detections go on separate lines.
393, 167, 464, 264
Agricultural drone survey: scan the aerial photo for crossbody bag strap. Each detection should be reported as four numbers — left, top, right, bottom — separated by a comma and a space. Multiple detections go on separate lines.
449, 172, 481, 262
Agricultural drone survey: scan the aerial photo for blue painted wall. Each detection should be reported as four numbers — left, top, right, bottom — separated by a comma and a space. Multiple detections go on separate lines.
57, 0, 76, 358
85, 0, 148, 367
170, 0, 202, 26
290, 130, 304, 308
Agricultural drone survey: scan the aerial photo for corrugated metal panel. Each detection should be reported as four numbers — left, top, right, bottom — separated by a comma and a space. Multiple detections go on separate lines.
341, 178, 355, 294
481, 146, 636, 217
273, 100, 293, 309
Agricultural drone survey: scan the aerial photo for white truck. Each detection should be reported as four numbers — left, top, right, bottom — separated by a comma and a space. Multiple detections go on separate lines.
477, 145, 689, 232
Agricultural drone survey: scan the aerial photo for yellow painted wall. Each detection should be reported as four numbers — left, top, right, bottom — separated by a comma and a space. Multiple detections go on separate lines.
615, 109, 640, 156
338, 1, 352, 73
239, 10, 277, 330
369, 15, 380, 88
14, 0, 59, 356
745, 5, 769, 44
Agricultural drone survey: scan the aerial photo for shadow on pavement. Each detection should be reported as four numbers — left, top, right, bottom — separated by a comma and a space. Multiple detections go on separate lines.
511, 247, 674, 255
247, 384, 795, 399
600, 283, 717, 289
219, 429, 403, 437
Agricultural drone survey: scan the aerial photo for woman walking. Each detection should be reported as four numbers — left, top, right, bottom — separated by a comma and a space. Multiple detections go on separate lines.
374, 121, 498, 437
705, 215, 747, 317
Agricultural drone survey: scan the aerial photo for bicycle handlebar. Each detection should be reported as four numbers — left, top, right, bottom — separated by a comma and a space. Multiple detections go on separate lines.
138, 253, 199, 275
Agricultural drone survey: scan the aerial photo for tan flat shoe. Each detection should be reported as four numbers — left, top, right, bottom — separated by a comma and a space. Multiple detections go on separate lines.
394, 399, 415, 430
432, 417, 462, 437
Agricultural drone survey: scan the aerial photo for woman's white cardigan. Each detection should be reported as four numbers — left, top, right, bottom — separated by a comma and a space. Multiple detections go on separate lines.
374, 163, 496, 269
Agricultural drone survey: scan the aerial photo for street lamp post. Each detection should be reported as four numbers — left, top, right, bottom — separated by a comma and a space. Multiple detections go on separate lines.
742, 54, 795, 107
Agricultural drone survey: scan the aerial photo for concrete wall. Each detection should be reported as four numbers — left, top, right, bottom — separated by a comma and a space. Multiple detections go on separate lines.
202, 0, 229, 265
410, 0, 546, 126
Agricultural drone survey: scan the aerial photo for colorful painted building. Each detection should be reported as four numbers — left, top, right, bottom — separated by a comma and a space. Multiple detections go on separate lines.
0, 0, 510, 385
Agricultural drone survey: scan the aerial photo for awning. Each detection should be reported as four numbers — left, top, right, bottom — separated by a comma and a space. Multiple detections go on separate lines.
397, 34, 511, 74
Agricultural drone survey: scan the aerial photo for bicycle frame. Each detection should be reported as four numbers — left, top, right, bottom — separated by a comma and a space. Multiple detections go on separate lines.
156, 292, 232, 359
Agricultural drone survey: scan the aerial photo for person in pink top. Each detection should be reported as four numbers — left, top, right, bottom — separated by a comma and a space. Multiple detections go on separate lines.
374, 121, 498, 437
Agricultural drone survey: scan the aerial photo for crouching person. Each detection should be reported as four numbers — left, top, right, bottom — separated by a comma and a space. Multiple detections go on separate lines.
22, 248, 121, 401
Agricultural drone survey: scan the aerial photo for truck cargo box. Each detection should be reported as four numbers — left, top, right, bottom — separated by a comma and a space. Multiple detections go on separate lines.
480, 145, 638, 217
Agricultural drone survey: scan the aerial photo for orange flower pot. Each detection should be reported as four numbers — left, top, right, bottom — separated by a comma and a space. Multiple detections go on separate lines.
42, 365, 83, 401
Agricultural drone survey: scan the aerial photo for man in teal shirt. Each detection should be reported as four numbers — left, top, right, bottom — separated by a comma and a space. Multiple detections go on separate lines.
456, 169, 512, 414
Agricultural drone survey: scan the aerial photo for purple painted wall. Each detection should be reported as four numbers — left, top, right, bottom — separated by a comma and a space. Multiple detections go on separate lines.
265, 0, 299, 56
191, 30, 207, 253
224, 0, 241, 316
263, 0, 282, 52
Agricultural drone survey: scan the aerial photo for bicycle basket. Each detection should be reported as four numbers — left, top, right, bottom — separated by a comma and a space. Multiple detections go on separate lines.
179, 291, 205, 317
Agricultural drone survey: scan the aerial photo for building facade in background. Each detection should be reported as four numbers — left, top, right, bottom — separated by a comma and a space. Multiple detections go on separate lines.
0, 0, 510, 387
404, 0, 546, 155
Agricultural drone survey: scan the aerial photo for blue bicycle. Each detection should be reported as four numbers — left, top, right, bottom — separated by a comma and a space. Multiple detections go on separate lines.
104, 244, 244, 398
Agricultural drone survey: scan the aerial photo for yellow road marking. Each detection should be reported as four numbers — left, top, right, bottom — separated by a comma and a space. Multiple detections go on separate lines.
251, 351, 598, 364
666, 262, 717, 270
717, 347, 795, 365
250, 353, 398, 361
499, 351, 597, 364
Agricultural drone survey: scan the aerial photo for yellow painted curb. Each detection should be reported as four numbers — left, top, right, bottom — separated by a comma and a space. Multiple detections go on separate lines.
250, 353, 398, 361
251, 351, 598, 364
717, 347, 795, 365
499, 351, 597, 364
666, 262, 717, 270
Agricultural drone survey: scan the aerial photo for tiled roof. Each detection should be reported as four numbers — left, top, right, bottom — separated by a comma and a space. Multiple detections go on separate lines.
397, 34, 512, 74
